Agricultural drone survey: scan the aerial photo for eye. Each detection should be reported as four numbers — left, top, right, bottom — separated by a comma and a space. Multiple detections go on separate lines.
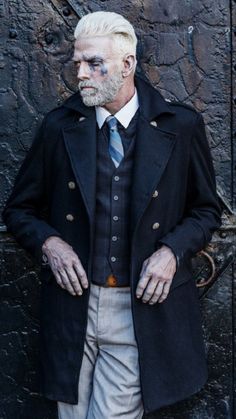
90, 61, 100, 67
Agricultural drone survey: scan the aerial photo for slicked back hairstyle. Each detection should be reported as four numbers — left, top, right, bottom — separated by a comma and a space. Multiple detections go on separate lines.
74, 11, 137, 58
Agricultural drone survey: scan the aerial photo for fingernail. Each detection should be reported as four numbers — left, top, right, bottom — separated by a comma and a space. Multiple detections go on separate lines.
142, 300, 147, 303
136, 294, 141, 298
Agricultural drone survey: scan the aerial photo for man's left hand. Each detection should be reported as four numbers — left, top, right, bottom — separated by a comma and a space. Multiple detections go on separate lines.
136, 245, 177, 304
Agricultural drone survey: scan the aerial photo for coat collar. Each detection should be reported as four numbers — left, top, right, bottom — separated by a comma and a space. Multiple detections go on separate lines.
134, 76, 175, 120
63, 90, 95, 117
62, 75, 175, 120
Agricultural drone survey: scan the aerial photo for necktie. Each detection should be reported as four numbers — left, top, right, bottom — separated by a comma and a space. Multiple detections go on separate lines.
106, 116, 124, 168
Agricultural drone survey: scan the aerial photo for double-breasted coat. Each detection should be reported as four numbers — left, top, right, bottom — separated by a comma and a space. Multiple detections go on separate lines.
2, 76, 222, 414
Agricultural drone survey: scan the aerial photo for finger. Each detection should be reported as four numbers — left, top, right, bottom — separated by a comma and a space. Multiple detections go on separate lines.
73, 261, 89, 289
158, 281, 171, 303
58, 270, 77, 296
53, 270, 66, 289
136, 269, 152, 298
142, 277, 158, 303
66, 267, 83, 296
148, 281, 165, 305
139, 258, 149, 278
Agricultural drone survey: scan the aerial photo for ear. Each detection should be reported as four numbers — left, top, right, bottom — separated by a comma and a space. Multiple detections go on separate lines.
122, 54, 136, 77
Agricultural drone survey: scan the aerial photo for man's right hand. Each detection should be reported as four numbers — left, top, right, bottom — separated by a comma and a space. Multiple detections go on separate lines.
42, 236, 88, 296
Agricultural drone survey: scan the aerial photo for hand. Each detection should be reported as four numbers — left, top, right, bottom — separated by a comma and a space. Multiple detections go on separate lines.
136, 245, 177, 304
42, 236, 88, 296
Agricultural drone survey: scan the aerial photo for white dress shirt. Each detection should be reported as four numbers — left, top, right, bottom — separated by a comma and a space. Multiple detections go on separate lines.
95, 89, 139, 129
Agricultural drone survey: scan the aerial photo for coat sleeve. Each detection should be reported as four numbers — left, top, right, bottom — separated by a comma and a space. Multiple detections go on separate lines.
2, 115, 62, 263
158, 113, 222, 269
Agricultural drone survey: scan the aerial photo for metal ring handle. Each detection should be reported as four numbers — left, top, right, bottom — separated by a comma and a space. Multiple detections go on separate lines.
196, 250, 216, 288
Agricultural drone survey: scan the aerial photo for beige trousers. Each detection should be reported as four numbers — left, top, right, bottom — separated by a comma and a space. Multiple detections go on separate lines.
57, 283, 144, 419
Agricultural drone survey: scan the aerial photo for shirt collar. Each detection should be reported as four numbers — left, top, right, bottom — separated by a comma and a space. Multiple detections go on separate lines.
95, 89, 139, 129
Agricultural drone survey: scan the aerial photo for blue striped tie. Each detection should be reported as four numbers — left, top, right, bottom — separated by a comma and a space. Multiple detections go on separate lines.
106, 116, 124, 168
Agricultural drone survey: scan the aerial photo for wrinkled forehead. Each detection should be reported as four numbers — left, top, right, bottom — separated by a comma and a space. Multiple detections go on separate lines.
73, 36, 118, 61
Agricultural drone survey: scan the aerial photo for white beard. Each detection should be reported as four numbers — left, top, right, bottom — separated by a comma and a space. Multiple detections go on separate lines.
78, 71, 124, 107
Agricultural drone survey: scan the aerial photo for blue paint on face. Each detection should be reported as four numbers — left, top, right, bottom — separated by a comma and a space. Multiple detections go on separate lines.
82, 55, 108, 76
73, 53, 110, 78
100, 64, 108, 76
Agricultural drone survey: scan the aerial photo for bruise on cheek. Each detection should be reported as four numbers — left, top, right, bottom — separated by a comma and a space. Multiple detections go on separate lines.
100, 64, 108, 76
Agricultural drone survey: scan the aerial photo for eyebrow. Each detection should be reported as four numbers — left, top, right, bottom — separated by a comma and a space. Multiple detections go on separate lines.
73, 55, 104, 63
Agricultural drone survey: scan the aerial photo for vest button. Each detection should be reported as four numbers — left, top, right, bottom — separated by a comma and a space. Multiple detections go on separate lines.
113, 195, 119, 201
111, 256, 116, 262
112, 236, 118, 241
152, 190, 159, 198
113, 216, 119, 221
66, 214, 74, 222
68, 181, 76, 190
114, 176, 120, 181
152, 222, 160, 230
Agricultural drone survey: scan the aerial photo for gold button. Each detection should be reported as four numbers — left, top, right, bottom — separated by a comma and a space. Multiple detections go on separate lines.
152, 222, 160, 230
66, 214, 74, 222
68, 181, 76, 190
106, 274, 117, 287
152, 190, 159, 198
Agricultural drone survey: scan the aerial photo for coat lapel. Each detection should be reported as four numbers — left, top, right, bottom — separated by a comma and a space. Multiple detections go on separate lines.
130, 77, 176, 235
63, 114, 97, 224
130, 115, 176, 234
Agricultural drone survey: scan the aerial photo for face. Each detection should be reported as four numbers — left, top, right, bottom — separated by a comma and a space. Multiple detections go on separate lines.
72, 36, 124, 107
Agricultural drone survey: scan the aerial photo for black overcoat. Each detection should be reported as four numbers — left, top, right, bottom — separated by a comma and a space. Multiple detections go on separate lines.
2, 76, 222, 414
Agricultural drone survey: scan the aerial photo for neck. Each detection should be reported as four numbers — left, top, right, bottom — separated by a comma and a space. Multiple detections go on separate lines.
103, 79, 135, 114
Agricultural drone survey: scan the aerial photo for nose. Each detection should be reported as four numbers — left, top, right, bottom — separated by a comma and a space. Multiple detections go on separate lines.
76, 62, 90, 81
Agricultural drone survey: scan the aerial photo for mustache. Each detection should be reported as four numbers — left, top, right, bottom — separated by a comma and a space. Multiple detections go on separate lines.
78, 81, 98, 90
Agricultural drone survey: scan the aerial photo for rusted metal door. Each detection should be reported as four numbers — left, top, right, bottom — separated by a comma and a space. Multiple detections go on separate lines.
0, 1, 235, 418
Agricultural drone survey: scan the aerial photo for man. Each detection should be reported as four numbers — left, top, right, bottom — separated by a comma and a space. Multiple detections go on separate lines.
2, 10, 221, 419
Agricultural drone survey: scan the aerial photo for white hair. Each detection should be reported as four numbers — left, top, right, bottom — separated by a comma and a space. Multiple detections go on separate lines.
74, 11, 137, 57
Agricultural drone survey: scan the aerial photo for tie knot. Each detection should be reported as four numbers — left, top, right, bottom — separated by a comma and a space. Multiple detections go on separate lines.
106, 115, 118, 131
